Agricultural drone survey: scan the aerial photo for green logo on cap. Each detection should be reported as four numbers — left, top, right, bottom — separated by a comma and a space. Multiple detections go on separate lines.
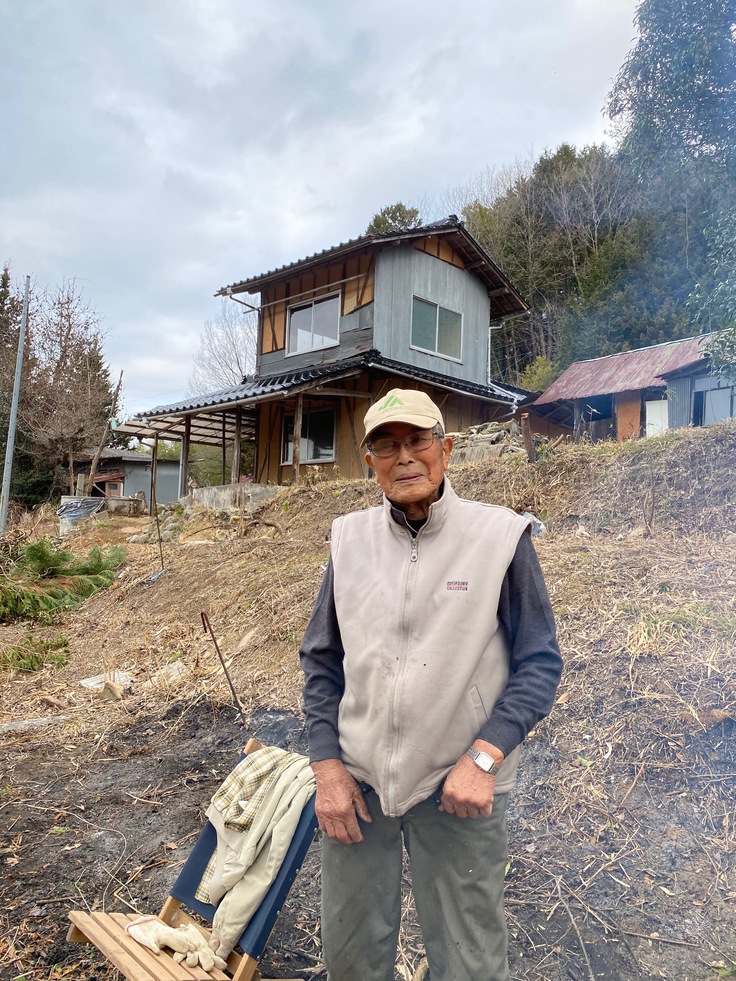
379, 395, 404, 411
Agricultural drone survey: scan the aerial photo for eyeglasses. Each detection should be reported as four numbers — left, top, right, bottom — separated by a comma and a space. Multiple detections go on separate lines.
368, 430, 440, 458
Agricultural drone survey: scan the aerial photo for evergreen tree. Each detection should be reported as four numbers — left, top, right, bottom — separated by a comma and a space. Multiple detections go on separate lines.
606, 0, 736, 177
690, 203, 736, 375
21, 282, 120, 491
463, 145, 636, 380
365, 202, 422, 234
1, 272, 121, 507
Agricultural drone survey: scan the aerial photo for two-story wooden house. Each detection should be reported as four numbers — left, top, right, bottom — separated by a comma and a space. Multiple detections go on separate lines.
121, 217, 528, 492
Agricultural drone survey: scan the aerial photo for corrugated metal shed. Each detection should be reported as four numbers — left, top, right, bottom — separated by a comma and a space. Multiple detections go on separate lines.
216, 216, 528, 321
535, 336, 711, 405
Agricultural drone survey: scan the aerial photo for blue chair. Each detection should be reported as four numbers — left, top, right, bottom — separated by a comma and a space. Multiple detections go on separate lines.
68, 738, 319, 981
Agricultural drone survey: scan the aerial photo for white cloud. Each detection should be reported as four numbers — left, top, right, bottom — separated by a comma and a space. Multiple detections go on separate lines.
0, 0, 640, 416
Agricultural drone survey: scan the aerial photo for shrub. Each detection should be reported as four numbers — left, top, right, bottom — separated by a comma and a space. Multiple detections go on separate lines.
0, 539, 126, 623
0, 635, 69, 672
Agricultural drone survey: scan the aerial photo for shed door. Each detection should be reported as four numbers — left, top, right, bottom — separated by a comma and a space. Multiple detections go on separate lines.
704, 388, 732, 425
645, 400, 668, 437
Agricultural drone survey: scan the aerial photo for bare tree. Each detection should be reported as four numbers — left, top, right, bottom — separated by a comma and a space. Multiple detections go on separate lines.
189, 298, 258, 394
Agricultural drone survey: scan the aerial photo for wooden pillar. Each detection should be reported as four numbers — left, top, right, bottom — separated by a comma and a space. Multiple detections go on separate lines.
179, 417, 191, 497
221, 415, 227, 484
573, 402, 584, 443
231, 407, 242, 484
150, 435, 159, 512
292, 393, 303, 484
345, 399, 364, 478
521, 413, 536, 463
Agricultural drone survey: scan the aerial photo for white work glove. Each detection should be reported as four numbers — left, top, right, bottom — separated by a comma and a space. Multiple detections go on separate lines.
172, 924, 228, 972
208, 930, 231, 960
126, 916, 194, 956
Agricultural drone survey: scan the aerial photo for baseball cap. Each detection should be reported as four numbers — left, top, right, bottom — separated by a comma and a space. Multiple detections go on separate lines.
362, 389, 445, 445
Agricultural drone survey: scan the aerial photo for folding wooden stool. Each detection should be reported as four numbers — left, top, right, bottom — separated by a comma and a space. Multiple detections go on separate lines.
67, 738, 319, 981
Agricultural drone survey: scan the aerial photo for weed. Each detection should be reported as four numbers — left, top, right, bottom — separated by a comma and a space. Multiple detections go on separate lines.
0, 634, 69, 672
0, 539, 126, 623
714, 964, 736, 978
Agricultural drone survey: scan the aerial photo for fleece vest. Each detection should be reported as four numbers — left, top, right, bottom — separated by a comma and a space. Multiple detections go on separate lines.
331, 479, 529, 817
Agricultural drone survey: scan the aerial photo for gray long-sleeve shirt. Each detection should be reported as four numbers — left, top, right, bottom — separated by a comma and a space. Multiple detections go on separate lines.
300, 524, 562, 764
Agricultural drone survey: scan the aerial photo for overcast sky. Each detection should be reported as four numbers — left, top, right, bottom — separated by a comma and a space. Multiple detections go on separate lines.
1, 0, 639, 417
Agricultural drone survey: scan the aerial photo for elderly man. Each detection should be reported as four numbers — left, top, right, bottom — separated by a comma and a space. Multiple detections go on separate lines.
300, 388, 562, 981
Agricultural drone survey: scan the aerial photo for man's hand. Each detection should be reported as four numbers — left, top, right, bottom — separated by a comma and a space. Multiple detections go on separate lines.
439, 740, 504, 819
311, 759, 372, 844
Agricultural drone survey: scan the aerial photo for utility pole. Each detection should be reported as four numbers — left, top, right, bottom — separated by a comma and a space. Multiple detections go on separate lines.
0, 275, 30, 535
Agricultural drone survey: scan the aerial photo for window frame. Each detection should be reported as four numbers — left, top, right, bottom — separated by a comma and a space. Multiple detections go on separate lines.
281, 407, 337, 466
410, 295, 463, 362
285, 292, 341, 357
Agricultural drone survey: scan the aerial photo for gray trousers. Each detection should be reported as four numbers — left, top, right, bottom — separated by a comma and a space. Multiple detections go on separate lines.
321, 789, 510, 981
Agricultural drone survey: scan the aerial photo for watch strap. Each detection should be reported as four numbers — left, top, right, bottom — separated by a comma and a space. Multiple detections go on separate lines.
465, 747, 501, 775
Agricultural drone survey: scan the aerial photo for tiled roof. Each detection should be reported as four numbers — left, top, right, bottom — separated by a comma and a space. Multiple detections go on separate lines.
217, 218, 461, 295
216, 216, 527, 320
141, 352, 522, 419
142, 357, 375, 416
117, 352, 524, 444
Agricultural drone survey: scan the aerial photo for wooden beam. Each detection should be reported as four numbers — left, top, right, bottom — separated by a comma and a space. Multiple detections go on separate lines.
292, 393, 303, 484
357, 254, 374, 307
179, 416, 191, 497
521, 412, 536, 463
257, 405, 279, 483
221, 415, 227, 483
344, 398, 365, 479
313, 386, 372, 399
231, 407, 242, 483
150, 434, 159, 513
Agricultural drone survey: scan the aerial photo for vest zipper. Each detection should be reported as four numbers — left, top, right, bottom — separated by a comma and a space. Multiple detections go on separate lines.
386, 529, 420, 814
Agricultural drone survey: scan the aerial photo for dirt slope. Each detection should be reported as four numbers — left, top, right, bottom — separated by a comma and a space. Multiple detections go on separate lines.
1, 424, 735, 980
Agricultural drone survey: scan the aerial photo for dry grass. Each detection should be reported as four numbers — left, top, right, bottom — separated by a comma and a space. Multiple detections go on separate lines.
1, 424, 735, 979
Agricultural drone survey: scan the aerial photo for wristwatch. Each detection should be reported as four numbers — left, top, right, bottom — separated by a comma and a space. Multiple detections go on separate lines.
465, 747, 501, 775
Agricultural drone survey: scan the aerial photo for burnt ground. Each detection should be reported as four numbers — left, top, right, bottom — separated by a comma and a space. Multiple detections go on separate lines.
1, 703, 317, 981
2, 427, 736, 980
2, 696, 733, 981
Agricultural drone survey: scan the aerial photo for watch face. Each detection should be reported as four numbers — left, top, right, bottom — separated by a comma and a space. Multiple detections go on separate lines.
468, 748, 498, 773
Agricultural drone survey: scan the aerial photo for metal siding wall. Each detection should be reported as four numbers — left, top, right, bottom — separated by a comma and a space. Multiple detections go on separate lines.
666, 377, 692, 429
155, 465, 181, 504
122, 463, 149, 498
373, 248, 490, 385
122, 461, 180, 504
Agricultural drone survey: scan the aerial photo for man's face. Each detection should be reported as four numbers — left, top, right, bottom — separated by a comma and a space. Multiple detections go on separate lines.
365, 422, 453, 519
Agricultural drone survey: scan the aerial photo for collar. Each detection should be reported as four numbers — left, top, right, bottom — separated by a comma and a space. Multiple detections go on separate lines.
384, 477, 457, 536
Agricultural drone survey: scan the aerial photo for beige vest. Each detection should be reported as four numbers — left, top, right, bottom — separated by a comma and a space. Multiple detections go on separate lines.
332, 479, 529, 817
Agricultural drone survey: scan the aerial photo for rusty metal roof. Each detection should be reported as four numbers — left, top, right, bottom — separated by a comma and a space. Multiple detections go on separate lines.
534, 335, 711, 405
216, 216, 527, 320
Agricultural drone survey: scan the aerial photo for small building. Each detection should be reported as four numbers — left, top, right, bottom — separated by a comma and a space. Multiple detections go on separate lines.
119, 217, 530, 493
531, 334, 734, 441
74, 449, 180, 506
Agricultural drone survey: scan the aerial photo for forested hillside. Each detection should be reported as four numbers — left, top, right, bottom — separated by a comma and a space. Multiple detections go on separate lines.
373, 0, 736, 388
